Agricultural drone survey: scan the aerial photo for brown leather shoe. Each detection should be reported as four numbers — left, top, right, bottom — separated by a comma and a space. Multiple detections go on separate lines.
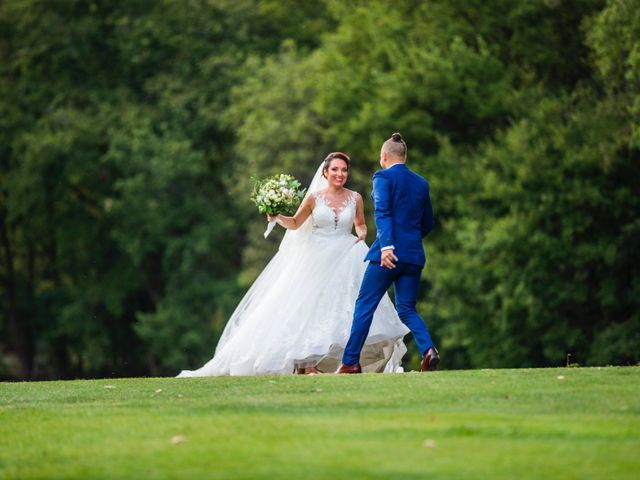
335, 363, 362, 374
295, 366, 323, 375
421, 347, 440, 372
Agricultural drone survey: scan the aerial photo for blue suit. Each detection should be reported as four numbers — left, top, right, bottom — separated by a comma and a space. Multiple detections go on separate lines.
342, 163, 436, 365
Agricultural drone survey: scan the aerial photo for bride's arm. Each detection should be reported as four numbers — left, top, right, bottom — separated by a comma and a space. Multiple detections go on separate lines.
354, 193, 367, 242
267, 195, 315, 230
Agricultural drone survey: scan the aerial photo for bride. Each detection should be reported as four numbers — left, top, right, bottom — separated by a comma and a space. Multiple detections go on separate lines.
177, 152, 408, 376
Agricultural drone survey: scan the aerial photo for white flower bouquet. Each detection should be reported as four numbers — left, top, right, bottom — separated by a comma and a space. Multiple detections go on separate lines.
251, 174, 306, 238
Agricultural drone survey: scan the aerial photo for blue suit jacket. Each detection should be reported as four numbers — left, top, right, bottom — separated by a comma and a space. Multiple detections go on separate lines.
365, 163, 435, 267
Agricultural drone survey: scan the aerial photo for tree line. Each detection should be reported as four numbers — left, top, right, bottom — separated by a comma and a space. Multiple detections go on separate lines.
1, 0, 638, 379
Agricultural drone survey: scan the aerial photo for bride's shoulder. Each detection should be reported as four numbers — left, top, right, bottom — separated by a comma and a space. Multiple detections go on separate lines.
305, 190, 323, 208
346, 189, 361, 200
312, 188, 332, 200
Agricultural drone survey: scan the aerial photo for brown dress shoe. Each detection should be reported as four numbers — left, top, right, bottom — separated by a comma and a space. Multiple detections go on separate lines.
295, 366, 323, 375
421, 347, 440, 372
335, 363, 362, 374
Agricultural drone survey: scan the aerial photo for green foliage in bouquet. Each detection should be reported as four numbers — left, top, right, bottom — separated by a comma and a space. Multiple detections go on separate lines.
251, 174, 306, 216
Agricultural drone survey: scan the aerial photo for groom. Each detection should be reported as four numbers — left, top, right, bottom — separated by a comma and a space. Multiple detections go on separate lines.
337, 132, 439, 374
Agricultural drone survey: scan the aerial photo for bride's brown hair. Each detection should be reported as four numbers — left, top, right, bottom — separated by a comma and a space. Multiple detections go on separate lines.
322, 152, 351, 178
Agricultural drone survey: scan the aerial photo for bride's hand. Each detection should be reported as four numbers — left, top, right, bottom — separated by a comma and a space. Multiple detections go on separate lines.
355, 232, 366, 243
267, 214, 279, 222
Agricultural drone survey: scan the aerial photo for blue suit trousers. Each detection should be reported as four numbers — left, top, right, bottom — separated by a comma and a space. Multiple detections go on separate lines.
342, 261, 434, 365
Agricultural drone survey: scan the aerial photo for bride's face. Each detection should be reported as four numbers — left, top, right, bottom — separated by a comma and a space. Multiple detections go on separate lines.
325, 159, 349, 188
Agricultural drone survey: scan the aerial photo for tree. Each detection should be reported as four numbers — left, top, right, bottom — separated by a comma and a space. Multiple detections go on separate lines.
0, 0, 334, 379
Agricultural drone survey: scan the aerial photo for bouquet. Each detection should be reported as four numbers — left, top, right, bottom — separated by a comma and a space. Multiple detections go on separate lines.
251, 174, 306, 238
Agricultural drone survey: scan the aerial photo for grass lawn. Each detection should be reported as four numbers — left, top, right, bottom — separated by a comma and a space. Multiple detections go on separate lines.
0, 367, 639, 479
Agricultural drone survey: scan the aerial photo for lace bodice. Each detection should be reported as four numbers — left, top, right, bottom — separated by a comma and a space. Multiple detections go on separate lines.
311, 191, 357, 236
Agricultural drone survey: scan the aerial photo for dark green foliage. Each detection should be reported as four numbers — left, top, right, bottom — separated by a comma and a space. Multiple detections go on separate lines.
1, 0, 638, 379
225, 0, 640, 369
0, 0, 335, 379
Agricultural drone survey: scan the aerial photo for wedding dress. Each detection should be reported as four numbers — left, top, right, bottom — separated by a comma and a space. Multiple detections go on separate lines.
177, 164, 408, 376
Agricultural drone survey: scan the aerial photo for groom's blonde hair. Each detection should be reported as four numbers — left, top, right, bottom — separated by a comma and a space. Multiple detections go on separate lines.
382, 132, 407, 159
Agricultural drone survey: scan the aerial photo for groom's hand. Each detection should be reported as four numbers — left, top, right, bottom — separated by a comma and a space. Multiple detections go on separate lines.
381, 249, 398, 269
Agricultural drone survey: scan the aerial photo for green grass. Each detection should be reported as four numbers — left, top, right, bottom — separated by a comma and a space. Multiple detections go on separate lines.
1, 367, 639, 479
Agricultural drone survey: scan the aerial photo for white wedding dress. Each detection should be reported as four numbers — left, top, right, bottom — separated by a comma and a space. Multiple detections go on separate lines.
177, 164, 408, 377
